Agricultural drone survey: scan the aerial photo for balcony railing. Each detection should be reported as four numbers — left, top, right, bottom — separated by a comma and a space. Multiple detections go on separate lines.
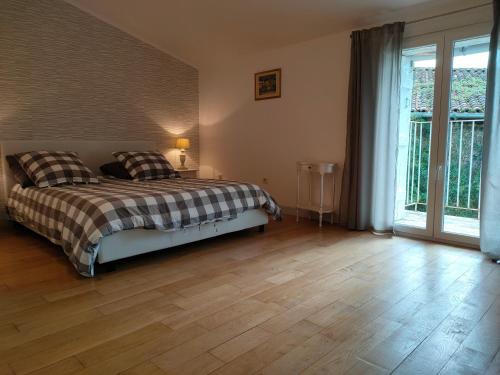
405, 119, 484, 219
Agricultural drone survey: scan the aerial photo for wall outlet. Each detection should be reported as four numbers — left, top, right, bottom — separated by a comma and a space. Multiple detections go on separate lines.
262, 178, 268, 184
218, 174, 223, 180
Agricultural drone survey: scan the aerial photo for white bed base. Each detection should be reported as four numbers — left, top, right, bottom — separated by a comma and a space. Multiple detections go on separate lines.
1, 141, 268, 266
97, 210, 267, 263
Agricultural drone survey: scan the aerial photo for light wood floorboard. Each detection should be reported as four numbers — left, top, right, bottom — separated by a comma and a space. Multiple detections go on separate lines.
0, 217, 498, 374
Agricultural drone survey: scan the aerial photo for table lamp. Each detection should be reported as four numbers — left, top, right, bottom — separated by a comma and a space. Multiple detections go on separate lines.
175, 138, 190, 169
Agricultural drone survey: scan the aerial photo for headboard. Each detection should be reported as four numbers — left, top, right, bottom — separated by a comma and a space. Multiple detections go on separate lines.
1, 140, 154, 201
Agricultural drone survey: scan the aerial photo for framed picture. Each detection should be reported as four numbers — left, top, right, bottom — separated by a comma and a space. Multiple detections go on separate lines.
255, 68, 281, 100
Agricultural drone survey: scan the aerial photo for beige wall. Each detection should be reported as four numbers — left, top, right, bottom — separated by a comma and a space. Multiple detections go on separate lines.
199, 32, 351, 210
0, 0, 199, 206
198, 4, 493, 213
2, 0, 490, 217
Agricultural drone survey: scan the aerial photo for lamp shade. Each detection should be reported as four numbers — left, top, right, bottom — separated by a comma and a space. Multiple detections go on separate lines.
175, 138, 190, 150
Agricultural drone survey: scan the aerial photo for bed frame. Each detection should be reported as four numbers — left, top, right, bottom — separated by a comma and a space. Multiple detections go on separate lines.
1, 141, 268, 266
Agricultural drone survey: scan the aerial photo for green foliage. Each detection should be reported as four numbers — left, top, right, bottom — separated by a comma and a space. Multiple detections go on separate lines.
405, 119, 483, 219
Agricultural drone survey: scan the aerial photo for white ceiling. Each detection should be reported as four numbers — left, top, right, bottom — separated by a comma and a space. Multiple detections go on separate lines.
64, 0, 488, 68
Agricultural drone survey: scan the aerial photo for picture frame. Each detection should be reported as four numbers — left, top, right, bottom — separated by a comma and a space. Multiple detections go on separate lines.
255, 68, 281, 100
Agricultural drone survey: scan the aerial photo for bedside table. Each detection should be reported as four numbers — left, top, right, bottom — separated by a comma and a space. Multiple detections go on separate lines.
175, 168, 199, 178
296, 161, 337, 227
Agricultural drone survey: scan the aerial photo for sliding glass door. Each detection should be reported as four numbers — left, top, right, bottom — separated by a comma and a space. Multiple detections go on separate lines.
395, 40, 440, 236
434, 26, 490, 246
395, 24, 491, 247
395, 32, 444, 239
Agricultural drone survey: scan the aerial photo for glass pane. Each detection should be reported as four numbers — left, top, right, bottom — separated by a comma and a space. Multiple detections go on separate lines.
395, 45, 437, 229
442, 36, 490, 237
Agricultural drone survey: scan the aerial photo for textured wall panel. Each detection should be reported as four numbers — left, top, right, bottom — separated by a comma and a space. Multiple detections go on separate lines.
0, 0, 199, 205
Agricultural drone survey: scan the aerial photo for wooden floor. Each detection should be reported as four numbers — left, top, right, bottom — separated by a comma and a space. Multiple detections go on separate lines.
0, 217, 498, 375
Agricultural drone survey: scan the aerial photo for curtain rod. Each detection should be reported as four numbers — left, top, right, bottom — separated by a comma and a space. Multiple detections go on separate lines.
406, 2, 492, 25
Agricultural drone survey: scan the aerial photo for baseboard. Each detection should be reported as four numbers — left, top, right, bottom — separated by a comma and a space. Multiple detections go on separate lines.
281, 206, 339, 224
0, 204, 338, 224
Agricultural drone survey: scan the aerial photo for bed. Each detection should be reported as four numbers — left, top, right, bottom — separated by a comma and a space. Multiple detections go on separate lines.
1, 141, 281, 276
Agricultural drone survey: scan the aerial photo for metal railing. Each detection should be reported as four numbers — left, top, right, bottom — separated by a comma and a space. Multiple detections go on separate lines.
405, 119, 484, 219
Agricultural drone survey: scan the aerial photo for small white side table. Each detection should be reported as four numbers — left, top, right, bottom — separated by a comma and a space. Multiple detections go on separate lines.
296, 161, 336, 227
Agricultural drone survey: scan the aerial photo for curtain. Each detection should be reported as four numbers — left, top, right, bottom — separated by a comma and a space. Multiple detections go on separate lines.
480, 0, 500, 260
339, 22, 405, 232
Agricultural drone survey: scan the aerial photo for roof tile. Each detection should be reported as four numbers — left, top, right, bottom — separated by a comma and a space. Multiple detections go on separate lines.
411, 68, 486, 113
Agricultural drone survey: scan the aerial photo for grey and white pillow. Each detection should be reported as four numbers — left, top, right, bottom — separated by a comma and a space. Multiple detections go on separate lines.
112, 151, 177, 181
15, 151, 99, 188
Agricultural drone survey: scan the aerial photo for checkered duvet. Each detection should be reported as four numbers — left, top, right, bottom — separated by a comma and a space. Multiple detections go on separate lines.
6, 177, 281, 277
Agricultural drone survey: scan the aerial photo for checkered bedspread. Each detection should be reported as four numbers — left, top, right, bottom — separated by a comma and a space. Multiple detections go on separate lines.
6, 177, 281, 277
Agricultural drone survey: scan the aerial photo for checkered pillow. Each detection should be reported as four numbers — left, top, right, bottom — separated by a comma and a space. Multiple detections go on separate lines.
112, 151, 177, 181
15, 151, 99, 188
